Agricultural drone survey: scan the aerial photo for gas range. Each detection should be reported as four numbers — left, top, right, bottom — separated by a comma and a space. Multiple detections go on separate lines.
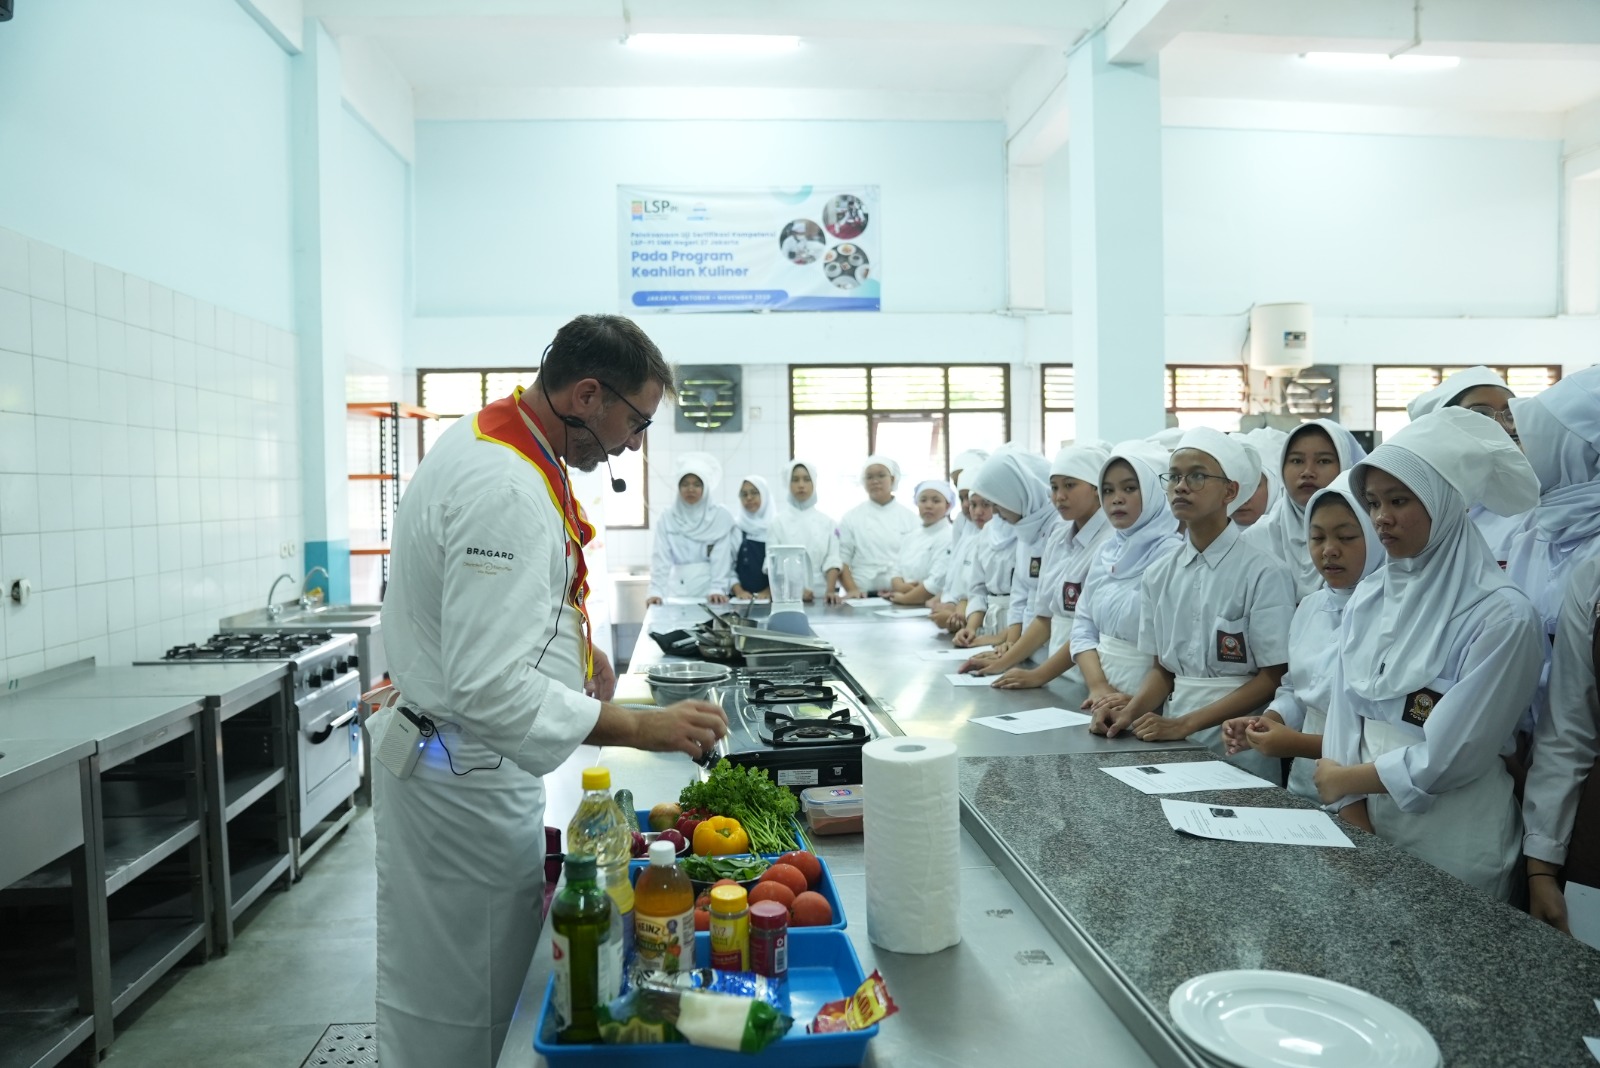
716, 661, 886, 791
147, 631, 360, 708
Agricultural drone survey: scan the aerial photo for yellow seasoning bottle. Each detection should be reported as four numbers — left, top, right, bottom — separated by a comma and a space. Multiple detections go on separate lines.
634, 840, 694, 974
708, 884, 750, 971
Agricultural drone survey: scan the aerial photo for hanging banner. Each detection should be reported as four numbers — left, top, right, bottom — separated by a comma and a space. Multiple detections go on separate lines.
619, 185, 880, 313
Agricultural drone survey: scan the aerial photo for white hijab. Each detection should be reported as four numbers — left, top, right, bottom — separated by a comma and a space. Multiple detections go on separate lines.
1098, 441, 1180, 581
1508, 365, 1600, 547
1344, 408, 1539, 701
734, 474, 773, 541
782, 459, 820, 511
949, 449, 990, 545
1174, 427, 1262, 519
1243, 427, 1289, 517
1406, 366, 1511, 421
1304, 472, 1384, 605
971, 451, 1057, 546
660, 453, 735, 542
1251, 420, 1368, 594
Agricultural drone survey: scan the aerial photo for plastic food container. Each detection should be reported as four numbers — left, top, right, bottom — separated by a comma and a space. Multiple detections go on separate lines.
800, 786, 864, 836
533, 929, 878, 1066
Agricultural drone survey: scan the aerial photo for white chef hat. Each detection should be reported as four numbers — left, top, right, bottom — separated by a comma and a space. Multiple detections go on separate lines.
1174, 426, 1263, 518
1405, 366, 1511, 421
862, 454, 901, 485
951, 449, 990, 475
674, 452, 722, 493
1355, 406, 1539, 517
1149, 427, 1186, 452
956, 467, 980, 492
1241, 427, 1289, 475
1051, 440, 1112, 483
913, 479, 956, 507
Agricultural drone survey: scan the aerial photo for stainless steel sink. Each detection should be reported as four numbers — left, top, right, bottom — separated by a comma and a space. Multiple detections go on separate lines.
219, 604, 382, 629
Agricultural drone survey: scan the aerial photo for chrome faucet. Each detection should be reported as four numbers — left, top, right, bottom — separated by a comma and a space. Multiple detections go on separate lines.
266, 573, 297, 619
300, 567, 331, 611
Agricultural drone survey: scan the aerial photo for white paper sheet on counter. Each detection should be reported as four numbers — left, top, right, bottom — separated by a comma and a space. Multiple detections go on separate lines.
1160, 799, 1355, 848
1566, 882, 1600, 951
1584, 1035, 1600, 1063
1102, 761, 1276, 794
876, 607, 933, 618
944, 673, 1000, 687
971, 707, 1092, 734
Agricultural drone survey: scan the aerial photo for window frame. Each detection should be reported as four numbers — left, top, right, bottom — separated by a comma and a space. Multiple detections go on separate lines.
1040, 364, 1075, 452
787, 363, 1011, 478
415, 368, 651, 529
1166, 364, 1248, 429
1372, 365, 1563, 437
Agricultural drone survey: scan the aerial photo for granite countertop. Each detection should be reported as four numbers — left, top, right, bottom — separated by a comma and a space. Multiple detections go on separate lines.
960, 749, 1600, 1067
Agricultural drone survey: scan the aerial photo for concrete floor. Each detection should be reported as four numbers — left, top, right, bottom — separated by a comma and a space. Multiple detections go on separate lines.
103, 810, 378, 1068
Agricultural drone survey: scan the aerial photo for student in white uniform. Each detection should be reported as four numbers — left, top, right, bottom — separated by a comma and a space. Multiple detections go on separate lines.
925, 450, 988, 613
647, 453, 735, 606
1071, 441, 1183, 717
931, 469, 983, 633
1407, 365, 1526, 563
1230, 428, 1287, 528
1522, 552, 1600, 931
1244, 419, 1368, 601
956, 491, 1015, 646
885, 480, 954, 604
375, 315, 726, 1067
730, 475, 773, 600
1095, 427, 1297, 784
1505, 366, 1600, 727
970, 441, 1113, 686
765, 459, 843, 603
1316, 407, 1543, 901
1222, 473, 1383, 800
966, 451, 1061, 651
839, 455, 918, 597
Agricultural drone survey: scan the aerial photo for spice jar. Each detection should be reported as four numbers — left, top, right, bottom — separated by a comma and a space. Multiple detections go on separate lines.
748, 900, 789, 979
708, 884, 749, 971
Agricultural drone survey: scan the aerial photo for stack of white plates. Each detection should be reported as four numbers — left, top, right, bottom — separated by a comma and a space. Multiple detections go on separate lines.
1169, 970, 1441, 1068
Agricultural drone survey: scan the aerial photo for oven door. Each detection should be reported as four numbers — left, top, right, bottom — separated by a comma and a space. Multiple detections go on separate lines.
298, 674, 362, 833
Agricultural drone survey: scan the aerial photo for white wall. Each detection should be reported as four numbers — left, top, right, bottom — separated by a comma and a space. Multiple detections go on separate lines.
0, 0, 297, 329
339, 107, 411, 396
0, 230, 304, 684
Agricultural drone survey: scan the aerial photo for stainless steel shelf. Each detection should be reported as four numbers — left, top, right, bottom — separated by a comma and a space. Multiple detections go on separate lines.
226, 848, 292, 922
0, 1007, 95, 1068
107, 916, 208, 1016
223, 766, 286, 822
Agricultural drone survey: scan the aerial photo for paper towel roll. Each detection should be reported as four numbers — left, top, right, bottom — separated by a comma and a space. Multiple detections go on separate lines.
862, 736, 962, 954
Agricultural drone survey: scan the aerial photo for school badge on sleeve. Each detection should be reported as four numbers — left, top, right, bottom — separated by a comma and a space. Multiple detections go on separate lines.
1062, 581, 1082, 611
1215, 630, 1247, 663
1402, 688, 1443, 727
1029, 556, 1042, 578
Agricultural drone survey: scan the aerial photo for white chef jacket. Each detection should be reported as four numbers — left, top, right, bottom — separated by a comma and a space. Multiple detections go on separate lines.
647, 524, 735, 601
766, 505, 842, 595
839, 498, 918, 591
1070, 533, 1184, 656
892, 519, 953, 585
1038, 510, 1111, 622
930, 526, 981, 601
383, 416, 600, 769
1006, 522, 1063, 630
966, 535, 1015, 619
1137, 523, 1297, 680
1321, 586, 1543, 814
1523, 553, 1600, 865
1505, 528, 1600, 730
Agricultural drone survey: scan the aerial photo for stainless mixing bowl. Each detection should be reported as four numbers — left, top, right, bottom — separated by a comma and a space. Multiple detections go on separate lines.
644, 661, 731, 704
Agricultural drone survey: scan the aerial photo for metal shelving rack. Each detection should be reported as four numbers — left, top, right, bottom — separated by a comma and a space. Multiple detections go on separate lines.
348, 402, 436, 592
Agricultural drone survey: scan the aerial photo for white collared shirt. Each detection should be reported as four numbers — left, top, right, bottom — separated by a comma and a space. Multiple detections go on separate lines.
766, 505, 842, 594
839, 498, 918, 590
1071, 532, 1184, 656
1136, 523, 1297, 678
1037, 510, 1112, 621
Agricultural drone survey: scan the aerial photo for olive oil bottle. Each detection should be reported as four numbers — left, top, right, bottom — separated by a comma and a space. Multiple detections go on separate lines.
551, 854, 621, 1043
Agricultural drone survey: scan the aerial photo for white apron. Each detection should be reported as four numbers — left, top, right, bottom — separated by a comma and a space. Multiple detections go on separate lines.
1172, 674, 1280, 784
1096, 635, 1153, 707
1285, 706, 1324, 802
1046, 614, 1083, 678
375, 708, 546, 1067
1361, 718, 1519, 901
980, 595, 1011, 638
667, 559, 712, 600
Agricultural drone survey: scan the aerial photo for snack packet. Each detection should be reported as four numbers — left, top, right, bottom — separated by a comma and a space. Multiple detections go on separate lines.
808, 970, 899, 1034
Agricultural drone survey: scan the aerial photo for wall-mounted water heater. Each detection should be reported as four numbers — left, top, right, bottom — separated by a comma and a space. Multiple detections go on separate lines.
1248, 302, 1314, 373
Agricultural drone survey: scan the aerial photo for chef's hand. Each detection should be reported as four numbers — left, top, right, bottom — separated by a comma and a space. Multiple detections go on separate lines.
993, 667, 1042, 690
956, 652, 996, 674
645, 596, 663, 606
953, 627, 977, 648
1528, 866, 1571, 935
1132, 712, 1189, 742
585, 648, 618, 702
825, 589, 845, 606
1081, 686, 1127, 713
708, 592, 729, 605
636, 700, 729, 760
1087, 690, 1130, 716
1091, 703, 1139, 738
1312, 759, 1347, 804
1221, 715, 1261, 755
1243, 717, 1302, 758
844, 587, 866, 600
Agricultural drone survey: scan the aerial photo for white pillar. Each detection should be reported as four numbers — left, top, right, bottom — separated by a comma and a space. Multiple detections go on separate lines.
1068, 31, 1167, 441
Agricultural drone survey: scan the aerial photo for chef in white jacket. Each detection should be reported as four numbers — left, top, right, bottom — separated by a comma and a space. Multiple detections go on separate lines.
765, 458, 843, 603
374, 316, 727, 1068
1407, 366, 1527, 563
1244, 419, 1367, 601
646, 452, 735, 605
1316, 407, 1543, 900
839, 454, 918, 596
884, 479, 954, 603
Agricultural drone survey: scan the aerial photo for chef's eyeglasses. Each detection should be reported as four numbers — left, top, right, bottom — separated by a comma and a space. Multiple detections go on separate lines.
1159, 471, 1231, 490
1465, 403, 1516, 429
600, 381, 653, 434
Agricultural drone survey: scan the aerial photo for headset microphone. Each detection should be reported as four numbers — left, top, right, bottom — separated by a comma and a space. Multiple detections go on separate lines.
564, 414, 627, 493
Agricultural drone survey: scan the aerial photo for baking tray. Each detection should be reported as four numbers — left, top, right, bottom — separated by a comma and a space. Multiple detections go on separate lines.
532, 928, 878, 1066
627, 852, 846, 932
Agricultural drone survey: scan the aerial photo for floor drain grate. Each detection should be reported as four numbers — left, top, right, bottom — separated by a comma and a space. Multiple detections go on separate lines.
299, 1022, 377, 1067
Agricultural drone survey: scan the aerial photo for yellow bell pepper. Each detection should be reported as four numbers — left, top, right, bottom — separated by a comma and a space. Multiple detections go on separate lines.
692, 816, 750, 856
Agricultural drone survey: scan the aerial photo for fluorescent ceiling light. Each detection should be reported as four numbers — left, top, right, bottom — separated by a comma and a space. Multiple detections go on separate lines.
624, 33, 801, 56
1301, 52, 1460, 71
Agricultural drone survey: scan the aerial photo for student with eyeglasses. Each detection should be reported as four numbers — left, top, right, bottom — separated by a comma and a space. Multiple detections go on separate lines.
1091, 427, 1298, 784
1407, 366, 1528, 566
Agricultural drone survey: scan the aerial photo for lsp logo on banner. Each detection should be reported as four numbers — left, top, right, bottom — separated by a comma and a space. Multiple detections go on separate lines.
618, 185, 881, 313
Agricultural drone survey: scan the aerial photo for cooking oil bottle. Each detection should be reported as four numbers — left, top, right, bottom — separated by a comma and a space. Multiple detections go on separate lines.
633, 839, 694, 973
551, 854, 620, 1043
566, 767, 635, 963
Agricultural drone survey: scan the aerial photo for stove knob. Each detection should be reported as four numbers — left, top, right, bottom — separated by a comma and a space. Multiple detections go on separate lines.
309, 674, 322, 689
348, 654, 360, 669
322, 665, 336, 682
337, 659, 350, 675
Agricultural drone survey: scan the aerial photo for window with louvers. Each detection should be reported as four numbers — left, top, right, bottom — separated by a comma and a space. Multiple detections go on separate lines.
1373, 365, 1561, 446
1167, 366, 1247, 432
417, 369, 650, 528
1041, 366, 1076, 451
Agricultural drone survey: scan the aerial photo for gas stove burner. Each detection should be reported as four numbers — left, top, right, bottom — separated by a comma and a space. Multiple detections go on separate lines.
747, 676, 832, 704
767, 713, 868, 748
160, 631, 341, 662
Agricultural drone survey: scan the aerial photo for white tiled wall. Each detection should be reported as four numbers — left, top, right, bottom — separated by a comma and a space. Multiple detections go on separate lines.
0, 229, 304, 684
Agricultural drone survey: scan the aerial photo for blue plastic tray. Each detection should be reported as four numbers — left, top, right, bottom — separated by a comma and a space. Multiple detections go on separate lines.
533, 929, 877, 1066
627, 852, 846, 931
634, 810, 811, 854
